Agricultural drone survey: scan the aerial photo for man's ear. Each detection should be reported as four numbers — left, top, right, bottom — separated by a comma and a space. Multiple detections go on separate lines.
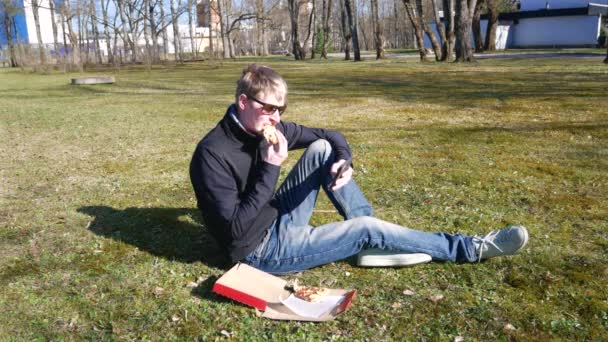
237, 94, 248, 111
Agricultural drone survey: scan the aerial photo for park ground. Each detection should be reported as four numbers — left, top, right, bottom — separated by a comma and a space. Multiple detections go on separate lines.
1, 53, 607, 340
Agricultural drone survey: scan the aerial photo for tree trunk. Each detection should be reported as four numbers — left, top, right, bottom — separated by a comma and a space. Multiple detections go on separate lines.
89, 0, 103, 64
255, 0, 266, 56
417, 0, 442, 60
311, 11, 316, 59
170, 0, 183, 62
430, 0, 447, 60
148, 0, 159, 62
321, 0, 332, 58
371, 0, 384, 59
101, 0, 114, 64
2, 8, 17, 67
302, 0, 316, 58
143, 0, 152, 64
472, 0, 483, 53
340, 0, 351, 60
217, 0, 230, 58
116, 0, 131, 62
484, 0, 498, 51
442, 0, 455, 61
402, 0, 427, 61
31, 0, 46, 65
188, 0, 196, 58
64, 0, 82, 70
160, 0, 169, 59
48, 0, 59, 59
454, 0, 475, 62
208, 0, 215, 57
344, 0, 360, 61
60, 9, 68, 63
125, 1, 139, 62
604, 44, 608, 64
287, 0, 304, 59
358, 15, 368, 51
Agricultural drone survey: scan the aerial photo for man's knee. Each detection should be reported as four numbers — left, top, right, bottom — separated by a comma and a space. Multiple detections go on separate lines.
308, 139, 331, 154
305, 139, 333, 162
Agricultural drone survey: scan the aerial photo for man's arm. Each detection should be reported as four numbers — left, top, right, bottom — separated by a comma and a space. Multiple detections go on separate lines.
192, 147, 280, 241
279, 121, 353, 190
279, 121, 352, 162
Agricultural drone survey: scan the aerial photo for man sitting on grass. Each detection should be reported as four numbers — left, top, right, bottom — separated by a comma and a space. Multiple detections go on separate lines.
189, 64, 529, 274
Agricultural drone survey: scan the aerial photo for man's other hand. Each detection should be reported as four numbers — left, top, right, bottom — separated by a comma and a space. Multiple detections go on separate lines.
262, 129, 288, 166
330, 159, 353, 191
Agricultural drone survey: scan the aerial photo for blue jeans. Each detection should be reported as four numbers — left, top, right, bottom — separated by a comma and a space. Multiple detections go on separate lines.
243, 140, 479, 274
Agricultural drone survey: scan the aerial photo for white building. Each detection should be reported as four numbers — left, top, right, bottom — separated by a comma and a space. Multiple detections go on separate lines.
425, 0, 608, 49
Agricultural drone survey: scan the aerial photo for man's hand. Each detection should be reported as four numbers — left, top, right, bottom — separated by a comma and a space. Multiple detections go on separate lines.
330, 159, 353, 191
261, 129, 288, 166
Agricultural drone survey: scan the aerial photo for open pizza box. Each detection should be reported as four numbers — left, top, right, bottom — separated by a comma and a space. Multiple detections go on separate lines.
212, 263, 356, 321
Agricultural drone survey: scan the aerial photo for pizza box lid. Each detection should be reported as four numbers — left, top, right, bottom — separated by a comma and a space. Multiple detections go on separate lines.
212, 263, 356, 321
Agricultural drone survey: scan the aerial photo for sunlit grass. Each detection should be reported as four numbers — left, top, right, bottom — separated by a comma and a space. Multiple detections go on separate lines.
1, 56, 607, 340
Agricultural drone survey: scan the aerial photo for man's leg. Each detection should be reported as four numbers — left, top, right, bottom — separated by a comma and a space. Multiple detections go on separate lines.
268, 139, 431, 269
272, 139, 372, 226
247, 216, 482, 274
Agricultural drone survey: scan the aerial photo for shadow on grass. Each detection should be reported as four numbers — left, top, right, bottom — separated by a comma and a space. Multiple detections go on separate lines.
77, 205, 230, 269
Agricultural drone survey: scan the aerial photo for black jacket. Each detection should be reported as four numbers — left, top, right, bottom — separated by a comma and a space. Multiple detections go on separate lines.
189, 105, 352, 262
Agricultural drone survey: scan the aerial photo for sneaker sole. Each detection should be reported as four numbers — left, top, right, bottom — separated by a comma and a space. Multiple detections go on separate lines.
357, 251, 432, 267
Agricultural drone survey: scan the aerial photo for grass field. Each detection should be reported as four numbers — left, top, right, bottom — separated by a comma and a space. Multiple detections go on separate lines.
1, 55, 607, 340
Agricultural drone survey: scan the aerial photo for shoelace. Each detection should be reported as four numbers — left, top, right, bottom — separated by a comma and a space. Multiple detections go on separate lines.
472, 230, 504, 261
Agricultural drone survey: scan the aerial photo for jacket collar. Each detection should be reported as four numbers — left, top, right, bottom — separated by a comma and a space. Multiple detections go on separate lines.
222, 104, 261, 144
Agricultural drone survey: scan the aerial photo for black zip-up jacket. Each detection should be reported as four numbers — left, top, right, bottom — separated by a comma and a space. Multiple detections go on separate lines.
189, 105, 352, 262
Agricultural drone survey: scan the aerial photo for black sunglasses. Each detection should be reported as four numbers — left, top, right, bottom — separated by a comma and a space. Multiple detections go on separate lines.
249, 96, 287, 115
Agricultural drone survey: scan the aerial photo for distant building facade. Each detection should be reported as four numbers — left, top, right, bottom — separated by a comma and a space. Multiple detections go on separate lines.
1, 0, 63, 50
425, 0, 607, 49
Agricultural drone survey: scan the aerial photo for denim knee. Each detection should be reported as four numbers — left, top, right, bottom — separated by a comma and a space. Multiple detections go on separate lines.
306, 139, 332, 160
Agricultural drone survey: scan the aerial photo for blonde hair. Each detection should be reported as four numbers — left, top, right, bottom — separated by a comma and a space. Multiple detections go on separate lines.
235, 64, 288, 103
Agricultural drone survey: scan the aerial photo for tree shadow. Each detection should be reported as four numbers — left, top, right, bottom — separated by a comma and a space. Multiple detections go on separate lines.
77, 205, 230, 269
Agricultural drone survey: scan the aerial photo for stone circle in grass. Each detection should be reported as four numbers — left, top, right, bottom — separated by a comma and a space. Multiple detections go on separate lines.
71, 76, 115, 85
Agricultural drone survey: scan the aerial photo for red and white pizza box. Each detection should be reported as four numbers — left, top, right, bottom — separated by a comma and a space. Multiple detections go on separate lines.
212, 263, 356, 321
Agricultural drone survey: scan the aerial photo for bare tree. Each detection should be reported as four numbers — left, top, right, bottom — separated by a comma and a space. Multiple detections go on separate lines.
216, 0, 231, 58
30, 0, 46, 64
417, 0, 442, 60
442, 0, 455, 61
402, 0, 427, 61
142, 0, 152, 63
148, 0, 160, 62
302, 0, 316, 58
100, 0, 114, 64
484, 0, 498, 50
339, 0, 351, 60
255, 0, 268, 55
48, 0, 59, 57
188, 0, 196, 58
344, 0, 360, 61
160, 0, 169, 59
89, 0, 103, 64
472, 0, 483, 52
115, 0, 132, 61
1, 0, 20, 67
287, 0, 304, 59
370, 0, 384, 59
170, 0, 183, 61
454, 0, 476, 62
61, 0, 82, 70
320, 0, 332, 58
430, 0, 447, 59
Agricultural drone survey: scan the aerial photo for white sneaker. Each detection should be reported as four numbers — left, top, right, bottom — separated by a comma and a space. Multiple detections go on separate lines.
357, 249, 432, 267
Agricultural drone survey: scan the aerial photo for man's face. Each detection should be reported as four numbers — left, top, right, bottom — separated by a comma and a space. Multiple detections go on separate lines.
237, 91, 285, 135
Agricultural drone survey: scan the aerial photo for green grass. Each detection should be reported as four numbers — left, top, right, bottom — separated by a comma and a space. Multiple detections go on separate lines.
1, 57, 607, 340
